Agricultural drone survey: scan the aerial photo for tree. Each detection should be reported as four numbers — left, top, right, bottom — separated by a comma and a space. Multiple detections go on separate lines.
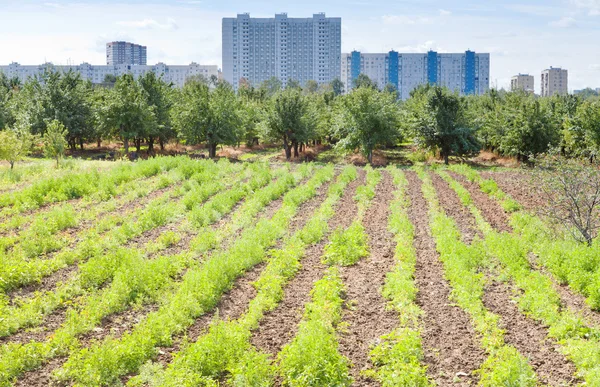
286, 79, 301, 90
330, 78, 344, 96
43, 119, 68, 167
97, 74, 155, 154
0, 129, 35, 169
404, 85, 479, 165
260, 88, 310, 160
259, 77, 282, 98
139, 72, 174, 152
534, 154, 600, 245
173, 80, 241, 158
383, 83, 399, 99
304, 80, 319, 94
352, 74, 378, 90
103, 74, 117, 84
333, 87, 400, 164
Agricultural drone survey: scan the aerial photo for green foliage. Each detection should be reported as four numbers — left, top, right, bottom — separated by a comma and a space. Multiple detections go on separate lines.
0, 129, 35, 169
43, 119, 68, 167
404, 85, 479, 164
333, 87, 400, 164
323, 221, 369, 266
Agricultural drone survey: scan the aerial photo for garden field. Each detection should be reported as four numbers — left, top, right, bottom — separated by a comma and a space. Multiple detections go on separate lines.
1, 157, 600, 387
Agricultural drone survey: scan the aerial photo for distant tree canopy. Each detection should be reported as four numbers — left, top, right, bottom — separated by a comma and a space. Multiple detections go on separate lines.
1, 69, 599, 165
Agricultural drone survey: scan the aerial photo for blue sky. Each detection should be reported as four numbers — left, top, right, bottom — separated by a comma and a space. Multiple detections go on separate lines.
1, 0, 599, 91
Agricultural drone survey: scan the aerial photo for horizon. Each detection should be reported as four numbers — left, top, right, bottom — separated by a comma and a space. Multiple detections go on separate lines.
1, 0, 599, 92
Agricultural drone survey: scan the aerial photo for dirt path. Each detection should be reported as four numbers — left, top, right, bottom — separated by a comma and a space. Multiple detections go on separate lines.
405, 171, 485, 386
430, 172, 482, 244
250, 170, 366, 358
482, 279, 580, 386
337, 171, 398, 386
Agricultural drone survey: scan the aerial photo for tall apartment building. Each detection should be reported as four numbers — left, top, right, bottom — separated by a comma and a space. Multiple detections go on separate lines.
106, 41, 147, 66
222, 13, 341, 90
0, 62, 218, 88
541, 67, 568, 97
511, 74, 535, 93
341, 50, 490, 100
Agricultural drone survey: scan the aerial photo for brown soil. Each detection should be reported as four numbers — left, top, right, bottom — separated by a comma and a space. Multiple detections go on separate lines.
250, 170, 365, 361
480, 171, 545, 211
405, 171, 485, 386
14, 356, 68, 387
337, 171, 398, 386
152, 173, 336, 369
448, 172, 512, 233
482, 279, 580, 386
430, 172, 483, 244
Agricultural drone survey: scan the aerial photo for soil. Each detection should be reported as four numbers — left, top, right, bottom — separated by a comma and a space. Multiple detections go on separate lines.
482, 279, 581, 386
337, 171, 398, 386
430, 172, 483, 244
448, 172, 512, 233
250, 170, 366, 360
405, 171, 486, 386
480, 171, 545, 211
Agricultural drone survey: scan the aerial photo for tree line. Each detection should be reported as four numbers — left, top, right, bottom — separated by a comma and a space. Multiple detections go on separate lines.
1, 70, 599, 167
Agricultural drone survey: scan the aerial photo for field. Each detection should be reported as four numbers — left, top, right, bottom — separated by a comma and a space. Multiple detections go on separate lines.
0, 157, 600, 387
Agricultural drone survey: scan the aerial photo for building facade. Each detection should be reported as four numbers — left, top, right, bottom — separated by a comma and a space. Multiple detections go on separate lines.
511, 74, 535, 93
222, 13, 341, 90
341, 50, 490, 100
0, 62, 219, 88
106, 41, 147, 66
541, 67, 568, 97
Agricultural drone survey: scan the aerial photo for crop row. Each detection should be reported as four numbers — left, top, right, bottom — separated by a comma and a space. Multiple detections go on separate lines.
128, 165, 356, 386
417, 168, 537, 386
48, 165, 333, 386
448, 165, 600, 386
0, 161, 296, 385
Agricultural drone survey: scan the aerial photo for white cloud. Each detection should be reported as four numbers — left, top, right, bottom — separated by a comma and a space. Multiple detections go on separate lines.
549, 17, 577, 27
381, 15, 432, 25
571, 0, 600, 15
117, 18, 179, 31
43, 2, 65, 8
439, 9, 452, 16
590, 64, 600, 70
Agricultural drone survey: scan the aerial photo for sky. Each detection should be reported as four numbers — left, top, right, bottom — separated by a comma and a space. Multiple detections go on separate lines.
1, 0, 599, 92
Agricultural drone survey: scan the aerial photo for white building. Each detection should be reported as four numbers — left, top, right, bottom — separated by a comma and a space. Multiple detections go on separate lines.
341, 50, 490, 100
106, 41, 147, 66
511, 74, 535, 93
541, 67, 568, 97
0, 62, 219, 88
222, 13, 341, 90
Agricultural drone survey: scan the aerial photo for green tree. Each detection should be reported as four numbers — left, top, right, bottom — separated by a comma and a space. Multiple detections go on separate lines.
330, 78, 344, 96
333, 87, 400, 164
0, 129, 35, 169
352, 74, 378, 90
260, 88, 310, 160
304, 80, 319, 94
43, 119, 68, 167
139, 72, 174, 152
97, 74, 155, 154
103, 74, 117, 84
173, 80, 241, 158
259, 77, 283, 98
576, 99, 600, 162
404, 85, 479, 165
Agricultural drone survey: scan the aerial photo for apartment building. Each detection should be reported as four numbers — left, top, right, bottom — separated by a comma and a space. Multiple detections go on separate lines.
0, 62, 219, 88
222, 13, 341, 90
541, 67, 568, 97
511, 74, 535, 93
341, 50, 490, 100
106, 41, 147, 66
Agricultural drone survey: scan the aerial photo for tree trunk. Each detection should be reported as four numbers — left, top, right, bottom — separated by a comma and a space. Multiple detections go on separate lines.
9, 161, 14, 170
367, 149, 373, 165
97, 138, 101, 148
79, 138, 84, 150
159, 137, 165, 151
135, 138, 141, 153
123, 138, 129, 154
283, 141, 292, 160
208, 143, 218, 158
148, 137, 154, 153
56, 156, 60, 168
293, 141, 299, 158
444, 153, 449, 165
69, 139, 76, 151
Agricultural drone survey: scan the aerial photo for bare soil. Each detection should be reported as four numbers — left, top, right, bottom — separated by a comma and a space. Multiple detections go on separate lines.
482, 279, 580, 386
405, 171, 485, 386
480, 171, 545, 211
337, 171, 398, 386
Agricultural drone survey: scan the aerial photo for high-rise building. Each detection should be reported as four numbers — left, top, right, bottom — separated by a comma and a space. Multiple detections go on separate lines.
0, 62, 218, 88
106, 41, 147, 66
222, 13, 341, 90
511, 74, 535, 93
341, 50, 490, 100
541, 67, 568, 97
